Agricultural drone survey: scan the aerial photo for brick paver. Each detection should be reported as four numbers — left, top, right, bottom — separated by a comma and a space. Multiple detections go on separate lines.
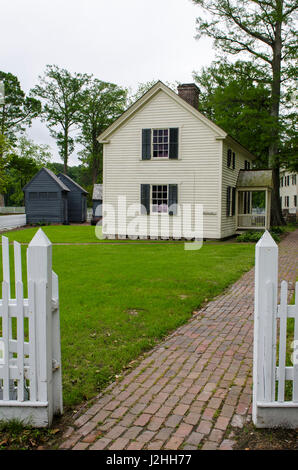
59, 231, 298, 450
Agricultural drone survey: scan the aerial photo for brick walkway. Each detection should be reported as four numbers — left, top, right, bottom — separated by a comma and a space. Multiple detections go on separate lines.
59, 231, 298, 451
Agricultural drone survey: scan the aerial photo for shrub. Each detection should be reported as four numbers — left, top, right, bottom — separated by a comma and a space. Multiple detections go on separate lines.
237, 230, 280, 243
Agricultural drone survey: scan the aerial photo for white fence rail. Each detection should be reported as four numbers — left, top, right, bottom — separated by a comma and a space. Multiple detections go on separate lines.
253, 231, 298, 428
0, 207, 25, 214
0, 229, 62, 427
0, 214, 26, 231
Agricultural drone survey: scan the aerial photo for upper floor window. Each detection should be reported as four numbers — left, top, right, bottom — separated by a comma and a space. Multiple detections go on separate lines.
292, 175, 296, 185
280, 177, 283, 187
244, 160, 250, 170
227, 149, 235, 169
153, 129, 169, 158
142, 128, 179, 160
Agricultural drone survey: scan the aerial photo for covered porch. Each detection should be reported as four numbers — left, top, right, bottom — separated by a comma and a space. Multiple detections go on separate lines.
236, 169, 273, 231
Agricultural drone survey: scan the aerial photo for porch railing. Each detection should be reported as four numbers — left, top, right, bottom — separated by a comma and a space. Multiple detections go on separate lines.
237, 213, 266, 229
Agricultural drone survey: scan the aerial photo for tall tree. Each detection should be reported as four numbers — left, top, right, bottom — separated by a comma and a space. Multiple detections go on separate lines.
192, 0, 297, 225
0, 71, 41, 205
0, 71, 41, 148
194, 60, 276, 165
77, 79, 127, 184
31, 65, 90, 174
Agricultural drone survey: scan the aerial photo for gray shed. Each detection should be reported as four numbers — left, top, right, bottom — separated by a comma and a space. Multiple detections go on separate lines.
91, 184, 103, 225
23, 168, 70, 224
58, 173, 88, 223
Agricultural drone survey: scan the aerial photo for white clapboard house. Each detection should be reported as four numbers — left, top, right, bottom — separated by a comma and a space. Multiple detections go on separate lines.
98, 81, 273, 239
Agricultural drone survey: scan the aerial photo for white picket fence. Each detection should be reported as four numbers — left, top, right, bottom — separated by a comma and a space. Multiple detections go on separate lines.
0, 214, 26, 231
253, 231, 298, 428
0, 229, 62, 427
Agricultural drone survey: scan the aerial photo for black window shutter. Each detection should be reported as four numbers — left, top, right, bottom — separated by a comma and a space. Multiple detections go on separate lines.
169, 128, 179, 159
227, 149, 232, 168
168, 184, 178, 215
232, 187, 236, 216
226, 186, 231, 216
142, 129, 151, 160
140, 184, 150, 214
232, 152, 235, 169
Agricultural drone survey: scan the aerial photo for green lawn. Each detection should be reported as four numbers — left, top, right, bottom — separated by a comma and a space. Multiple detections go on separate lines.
0, 226, 255, 407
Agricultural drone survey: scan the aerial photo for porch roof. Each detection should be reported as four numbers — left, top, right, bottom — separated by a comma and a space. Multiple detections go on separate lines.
236, 169, 273, 190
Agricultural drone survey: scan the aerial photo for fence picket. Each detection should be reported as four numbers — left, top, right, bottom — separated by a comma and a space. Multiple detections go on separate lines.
278, 281, 288, 402
2, 281, 10, 401
2, 237, 11, 299
14, 241, 22, 284
28, 280, 37, 402
293, 282, 298, 402
16, 281, 25, 402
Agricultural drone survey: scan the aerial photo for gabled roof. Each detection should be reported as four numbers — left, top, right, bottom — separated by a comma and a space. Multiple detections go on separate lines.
23, 167, 70, 192
58, 173, 88, 194
92, 184, 103, 200
98, 81, 226, 143
97, 81, 256, 160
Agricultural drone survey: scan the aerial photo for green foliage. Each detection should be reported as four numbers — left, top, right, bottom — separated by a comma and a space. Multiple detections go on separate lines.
31, 65, 90, 172
236, 229, 282, 243
0, 71, 41, 144
194, 60, 276, 166
4, 136, 52, 206
77, 79, 127, 184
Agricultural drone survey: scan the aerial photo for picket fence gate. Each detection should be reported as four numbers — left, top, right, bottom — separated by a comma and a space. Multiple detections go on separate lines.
0, 229, 62, 427
253, 231, 298, 428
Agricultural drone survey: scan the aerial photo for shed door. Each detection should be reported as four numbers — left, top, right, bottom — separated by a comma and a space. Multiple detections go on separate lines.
63, 197, 68, 223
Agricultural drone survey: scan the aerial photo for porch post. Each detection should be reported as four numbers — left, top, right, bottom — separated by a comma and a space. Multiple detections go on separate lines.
265, 190, 271, 230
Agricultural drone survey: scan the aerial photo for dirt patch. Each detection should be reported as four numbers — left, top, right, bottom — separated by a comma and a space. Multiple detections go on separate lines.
233, 422, 298, 450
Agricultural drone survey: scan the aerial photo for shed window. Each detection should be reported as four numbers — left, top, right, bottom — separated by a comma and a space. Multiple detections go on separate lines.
48, 192, 57, 199
29, 192, 38, 200
39, 192, 47, 199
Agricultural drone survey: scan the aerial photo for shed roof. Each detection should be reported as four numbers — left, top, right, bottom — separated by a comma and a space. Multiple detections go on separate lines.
58, 173, 88, 194
92, 184, 103, 200
23, 167, 70, 192
237, 169, 273, 189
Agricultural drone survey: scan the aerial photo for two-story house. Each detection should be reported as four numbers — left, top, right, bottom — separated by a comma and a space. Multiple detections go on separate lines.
280, 169, 297, 221
98, 81, 272, 239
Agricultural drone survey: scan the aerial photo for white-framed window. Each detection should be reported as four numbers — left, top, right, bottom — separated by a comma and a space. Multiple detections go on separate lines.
152, 129, 169, 158
285, 196, 289, 207
292, 175, 297, 185
294, 195, 297, 207
151, 185, 168, 213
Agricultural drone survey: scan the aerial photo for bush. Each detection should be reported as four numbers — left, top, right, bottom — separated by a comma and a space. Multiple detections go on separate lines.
237, 230, 280, 243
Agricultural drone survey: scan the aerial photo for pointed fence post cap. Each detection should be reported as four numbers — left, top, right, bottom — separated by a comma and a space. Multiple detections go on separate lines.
256, 230, 277, 248
28, 228, 52, 247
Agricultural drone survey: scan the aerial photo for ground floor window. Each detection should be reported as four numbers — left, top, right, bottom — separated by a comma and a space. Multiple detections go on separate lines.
152, 185, 168, 213
285, 196, 289, 207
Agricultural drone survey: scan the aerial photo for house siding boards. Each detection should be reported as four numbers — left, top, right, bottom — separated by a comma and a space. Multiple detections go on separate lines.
24, 169, 68, 224
58, 174, 87, 223
220, 143, 254, 238
103, 90, 222, 238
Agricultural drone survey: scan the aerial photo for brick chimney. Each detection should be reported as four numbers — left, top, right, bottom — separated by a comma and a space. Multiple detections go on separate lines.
177, 83, 200, 110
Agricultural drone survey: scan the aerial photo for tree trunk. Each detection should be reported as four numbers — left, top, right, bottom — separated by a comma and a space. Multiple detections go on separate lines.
269, 3, 284, 226
63, 130, 68, 175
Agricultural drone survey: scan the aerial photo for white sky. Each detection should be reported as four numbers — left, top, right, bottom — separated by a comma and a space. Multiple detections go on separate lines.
1, 0, 215, 166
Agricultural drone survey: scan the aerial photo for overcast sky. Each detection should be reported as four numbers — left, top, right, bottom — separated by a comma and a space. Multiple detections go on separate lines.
1, 0, 215, 166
